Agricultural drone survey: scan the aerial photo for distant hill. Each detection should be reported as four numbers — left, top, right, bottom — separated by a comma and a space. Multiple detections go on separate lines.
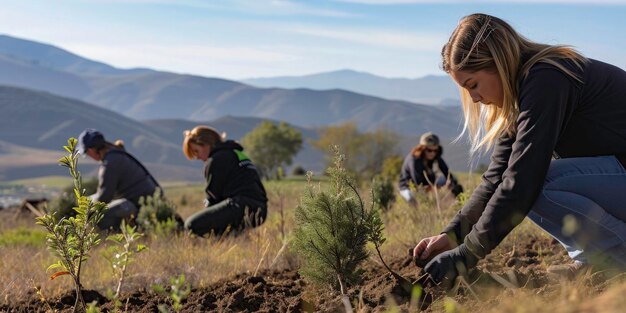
0, 86, 326, 180
244, 69, 461, 105
0, 34, 152, 76
0, 35, 488, 181
0, 35, 464, 137
0, 86, 194, 181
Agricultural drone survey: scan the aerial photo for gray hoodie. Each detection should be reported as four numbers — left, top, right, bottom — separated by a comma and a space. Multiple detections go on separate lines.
91, 148, 158, 205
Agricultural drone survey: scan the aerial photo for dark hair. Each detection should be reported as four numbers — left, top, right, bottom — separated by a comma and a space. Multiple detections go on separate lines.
411, 144, 443, 159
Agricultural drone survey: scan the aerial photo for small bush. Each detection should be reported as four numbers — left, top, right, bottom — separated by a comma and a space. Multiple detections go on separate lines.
136, 190, 180, 236
49, 178, 98, 218
291, 165, 307, 176
380, 155, 403, 182
372, 175, 396, 212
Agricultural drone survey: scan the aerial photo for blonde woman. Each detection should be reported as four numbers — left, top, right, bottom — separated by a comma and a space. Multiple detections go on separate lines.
182, 126, 267, 236
412, 13, 626, 285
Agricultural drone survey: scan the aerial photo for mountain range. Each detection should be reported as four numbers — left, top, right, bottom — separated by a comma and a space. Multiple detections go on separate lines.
0, 34, 485, 181
244, 69, 461, 105
0, 85, 329, 181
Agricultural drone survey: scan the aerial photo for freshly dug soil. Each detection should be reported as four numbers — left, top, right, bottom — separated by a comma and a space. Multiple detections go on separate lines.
0, 235, 566, 312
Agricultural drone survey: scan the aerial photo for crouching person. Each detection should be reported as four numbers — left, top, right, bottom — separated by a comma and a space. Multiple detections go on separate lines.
77, 128, 161, 231
398, 132, 463, 206
182, 126, 268, 237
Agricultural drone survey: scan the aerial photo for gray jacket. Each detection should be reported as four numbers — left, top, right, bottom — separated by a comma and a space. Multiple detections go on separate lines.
91, 148, 158, 205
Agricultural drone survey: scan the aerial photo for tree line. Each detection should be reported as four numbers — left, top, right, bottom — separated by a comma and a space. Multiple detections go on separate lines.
241, 121, 402, 182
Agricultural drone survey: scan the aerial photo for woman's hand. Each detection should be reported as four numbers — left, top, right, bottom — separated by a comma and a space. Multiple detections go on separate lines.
410, 234, 453, 267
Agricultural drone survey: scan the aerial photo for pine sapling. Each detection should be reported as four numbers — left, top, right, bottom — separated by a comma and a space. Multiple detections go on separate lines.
36, 138, 109, 313
292, 147, 377, 294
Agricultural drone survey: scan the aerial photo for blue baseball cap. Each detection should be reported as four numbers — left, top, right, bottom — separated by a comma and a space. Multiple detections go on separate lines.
77, 128, 105, 155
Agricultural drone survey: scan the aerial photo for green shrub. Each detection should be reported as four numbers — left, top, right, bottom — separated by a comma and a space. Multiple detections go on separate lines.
291, 165, 307, 176
380, 155, 403, 182
50, 178, 98, 218
136, 190, 180, 236
372, 175, 396, 212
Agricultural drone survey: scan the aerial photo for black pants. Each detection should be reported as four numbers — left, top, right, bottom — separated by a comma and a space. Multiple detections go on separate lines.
184, 197, 267, 237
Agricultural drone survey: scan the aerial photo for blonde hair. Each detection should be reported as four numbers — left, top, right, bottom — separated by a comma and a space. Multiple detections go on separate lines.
441, 13, 588, 153
182, 125, 226, 160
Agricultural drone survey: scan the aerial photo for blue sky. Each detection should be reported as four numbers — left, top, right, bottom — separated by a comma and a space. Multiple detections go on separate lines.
1, 0, 625, 79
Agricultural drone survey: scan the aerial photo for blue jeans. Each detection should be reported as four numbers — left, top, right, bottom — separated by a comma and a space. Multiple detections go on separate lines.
527, 156, 626, 267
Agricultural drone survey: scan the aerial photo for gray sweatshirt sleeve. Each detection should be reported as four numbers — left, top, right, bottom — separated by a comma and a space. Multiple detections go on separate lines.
91, 157, 120, 203
448, 66, 578, 257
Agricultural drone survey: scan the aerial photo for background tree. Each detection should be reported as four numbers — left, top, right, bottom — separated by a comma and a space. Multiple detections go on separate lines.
360, 129, 401, 179
380, 154, 404, 182
311, 122, 400, 181
241, 121, 303, 180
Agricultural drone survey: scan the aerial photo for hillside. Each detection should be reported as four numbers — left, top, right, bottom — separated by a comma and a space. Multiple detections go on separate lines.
0, 86, 193, 180
0, 35, 464, 137
244, 69, 460, 105
0, 34, 151, 76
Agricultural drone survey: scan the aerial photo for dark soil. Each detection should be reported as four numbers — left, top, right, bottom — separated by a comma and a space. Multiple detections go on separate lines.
0, 235, 566, 313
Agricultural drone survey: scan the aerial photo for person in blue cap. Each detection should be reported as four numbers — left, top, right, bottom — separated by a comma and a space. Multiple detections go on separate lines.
77, 128, 161, 231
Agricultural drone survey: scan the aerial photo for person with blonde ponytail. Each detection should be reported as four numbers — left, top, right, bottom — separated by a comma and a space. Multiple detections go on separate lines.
77, 128, 161, 231
412, 13, 626, 285
182, 125, 267, 236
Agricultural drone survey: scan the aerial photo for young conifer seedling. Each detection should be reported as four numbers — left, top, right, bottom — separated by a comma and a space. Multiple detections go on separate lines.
36, 138, 108, 313
292, 147, 378, 294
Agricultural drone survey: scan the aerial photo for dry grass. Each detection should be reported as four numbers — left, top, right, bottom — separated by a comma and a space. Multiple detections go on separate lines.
1, 173, 625, 312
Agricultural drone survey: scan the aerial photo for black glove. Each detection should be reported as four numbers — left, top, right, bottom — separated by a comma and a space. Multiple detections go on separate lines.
424, 244, 479, 289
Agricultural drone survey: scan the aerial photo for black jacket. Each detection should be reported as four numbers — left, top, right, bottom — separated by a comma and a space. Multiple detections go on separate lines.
399, 152, 451, 190
442, 58, 626, 259
204, 140, 267, 209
